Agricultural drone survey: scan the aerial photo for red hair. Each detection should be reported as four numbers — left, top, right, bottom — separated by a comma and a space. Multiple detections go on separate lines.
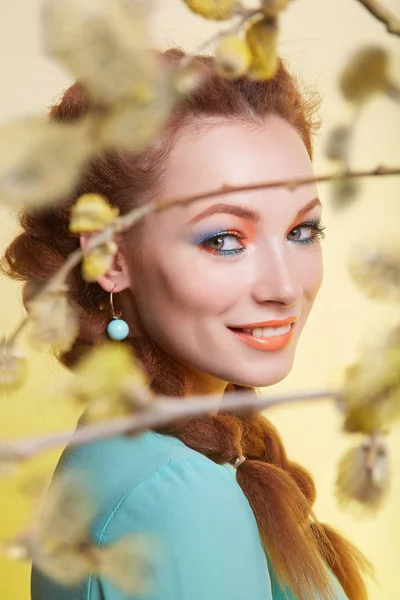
1, 48, 371, 599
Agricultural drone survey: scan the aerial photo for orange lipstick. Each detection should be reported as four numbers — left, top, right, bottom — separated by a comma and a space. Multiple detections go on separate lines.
230, 316, 299, 329
228, 316, 298, 352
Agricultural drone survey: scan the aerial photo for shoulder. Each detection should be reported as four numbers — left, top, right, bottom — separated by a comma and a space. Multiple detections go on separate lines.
100, 454, 251, 541
52, 426, 252, 538
96, 455, 272, 600
61, 429, 260, 541
45, 432, 272, 599
54, 427, 203, 512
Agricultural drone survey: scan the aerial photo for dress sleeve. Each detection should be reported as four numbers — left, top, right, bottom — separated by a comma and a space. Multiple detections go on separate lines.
31, 456, 272, 600
92, 457, 273, 600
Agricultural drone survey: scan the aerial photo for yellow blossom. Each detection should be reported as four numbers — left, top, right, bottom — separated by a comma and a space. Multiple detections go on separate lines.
261, 0, 289, 17
82, 240, 118, 282
17, 471, 97, 586
215, 36, 252, 79
347, 239, 400, 303
96, 101, 168, 152
35, 545, 94, 586
0, 116, 93, 209
69, 194, 119, 234
94, 534, 159, 595
63, 342, 152, 421
172, 63, 204, 96
36, 470, 97, 547
5, 470, 158, 593
245, 17, 279, 81
325, 125, 351, 162
339, 46, 392, 105
336, 436, 390, 512
26, 284, 79, 353
340, 323, 400, 434
42, 0, 156, 103
182, 0, 237, 20
95, 70, 177, 152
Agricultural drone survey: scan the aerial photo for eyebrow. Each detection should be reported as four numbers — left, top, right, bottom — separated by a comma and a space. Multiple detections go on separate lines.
187, 197, 322, 226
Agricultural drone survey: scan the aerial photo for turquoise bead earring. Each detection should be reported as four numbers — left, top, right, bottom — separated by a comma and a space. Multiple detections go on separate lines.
106, 284, 130, 341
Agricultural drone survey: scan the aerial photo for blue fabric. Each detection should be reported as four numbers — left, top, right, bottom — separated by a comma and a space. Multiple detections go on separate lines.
31, 428, 349, 600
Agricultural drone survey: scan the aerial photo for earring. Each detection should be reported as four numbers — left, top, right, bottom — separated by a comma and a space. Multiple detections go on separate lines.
106, 283, 130, 341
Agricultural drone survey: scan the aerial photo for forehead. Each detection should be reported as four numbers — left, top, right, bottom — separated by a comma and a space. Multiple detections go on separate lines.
159, 114, 318, 223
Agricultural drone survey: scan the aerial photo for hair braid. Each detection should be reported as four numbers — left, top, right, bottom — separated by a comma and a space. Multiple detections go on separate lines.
157, 407, 371, 600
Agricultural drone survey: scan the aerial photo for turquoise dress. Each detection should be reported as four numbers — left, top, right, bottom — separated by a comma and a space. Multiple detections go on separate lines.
31, 428, 349, 600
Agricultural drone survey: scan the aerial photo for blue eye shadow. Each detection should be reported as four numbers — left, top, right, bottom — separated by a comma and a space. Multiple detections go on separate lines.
189, 226, 227, 245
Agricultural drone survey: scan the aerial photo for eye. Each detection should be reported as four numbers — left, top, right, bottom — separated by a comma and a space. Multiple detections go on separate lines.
288, 219, 326, 245
199, 230, 248, 255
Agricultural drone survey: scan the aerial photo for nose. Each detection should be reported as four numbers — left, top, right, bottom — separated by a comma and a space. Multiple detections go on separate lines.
251, 244, 302, 307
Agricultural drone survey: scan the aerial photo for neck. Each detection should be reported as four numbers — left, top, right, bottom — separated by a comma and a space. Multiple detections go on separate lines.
184, 368, 229, 399
131, 337, 229, 399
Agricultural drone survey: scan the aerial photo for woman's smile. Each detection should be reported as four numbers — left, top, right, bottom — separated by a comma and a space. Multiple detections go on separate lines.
228, 321, 297, 352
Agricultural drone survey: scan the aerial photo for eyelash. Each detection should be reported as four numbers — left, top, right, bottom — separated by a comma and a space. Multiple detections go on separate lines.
290, 218, 327, 245
199, 219, 327, 256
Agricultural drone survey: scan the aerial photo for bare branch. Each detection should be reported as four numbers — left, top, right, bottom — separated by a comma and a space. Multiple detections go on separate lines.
355, 0, 400, 35
4, 388, 342, 463
5, 164, 400, 347
149, 164, 400, 222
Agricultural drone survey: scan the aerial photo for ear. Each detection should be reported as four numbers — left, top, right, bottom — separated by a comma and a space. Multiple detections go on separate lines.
79, 232, 131, 293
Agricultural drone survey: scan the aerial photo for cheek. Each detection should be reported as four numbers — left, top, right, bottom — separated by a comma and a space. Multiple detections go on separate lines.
135, 249, 245, 326
302, 249, 323, 298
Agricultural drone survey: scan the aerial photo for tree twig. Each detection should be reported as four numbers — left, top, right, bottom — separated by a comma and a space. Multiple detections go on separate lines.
355, 0, 400, 35
3, 388, 342, 463
143, 164, 400, 225
4, 164, 400, 347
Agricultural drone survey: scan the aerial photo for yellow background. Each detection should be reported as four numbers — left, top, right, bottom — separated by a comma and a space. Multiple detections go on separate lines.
1, 0, 400, 598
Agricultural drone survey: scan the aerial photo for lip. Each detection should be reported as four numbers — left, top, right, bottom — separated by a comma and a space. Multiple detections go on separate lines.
229, 321, 296, 352
228, 316, 299, 329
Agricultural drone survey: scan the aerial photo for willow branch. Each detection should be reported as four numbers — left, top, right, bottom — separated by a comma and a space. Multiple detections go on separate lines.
5, 163, 400, 347
3, 388, 343, 463
147, 164, 400, 222
355, 0, 400, 35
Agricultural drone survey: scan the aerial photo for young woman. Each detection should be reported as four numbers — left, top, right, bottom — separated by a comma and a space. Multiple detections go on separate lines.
2, 48, 370, 600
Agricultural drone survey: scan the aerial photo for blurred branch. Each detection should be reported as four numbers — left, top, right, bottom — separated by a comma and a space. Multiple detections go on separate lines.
154, 165, 400, 212
5, 163, 400, 347
355, 0, 400, 35
3, 388, 341, 462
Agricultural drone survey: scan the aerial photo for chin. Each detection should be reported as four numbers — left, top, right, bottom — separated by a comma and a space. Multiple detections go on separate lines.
231, 367, 292, 389
235, 351, 297, 388
205, 353, 295, 390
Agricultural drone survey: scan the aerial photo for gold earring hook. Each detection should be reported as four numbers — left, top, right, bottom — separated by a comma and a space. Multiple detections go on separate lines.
109, 282, 122, 319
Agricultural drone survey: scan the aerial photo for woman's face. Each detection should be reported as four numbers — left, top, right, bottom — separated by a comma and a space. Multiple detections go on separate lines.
124, 115, 324, 393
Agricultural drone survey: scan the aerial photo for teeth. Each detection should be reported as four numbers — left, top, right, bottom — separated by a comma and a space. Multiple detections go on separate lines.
243, 324, 291, 338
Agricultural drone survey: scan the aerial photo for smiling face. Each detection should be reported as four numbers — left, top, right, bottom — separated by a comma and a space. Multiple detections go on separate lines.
123, 114, 325, 393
